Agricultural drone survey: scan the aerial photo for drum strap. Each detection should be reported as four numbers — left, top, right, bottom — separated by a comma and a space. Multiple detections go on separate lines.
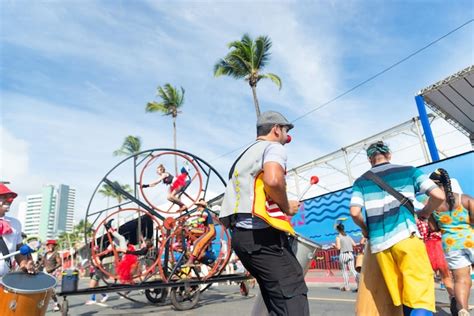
0, 237, 12, 269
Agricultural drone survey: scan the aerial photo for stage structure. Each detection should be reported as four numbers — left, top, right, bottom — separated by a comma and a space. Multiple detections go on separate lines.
416, 64, 474, 157
287, 65, 473, 201
286, 114, 471, 201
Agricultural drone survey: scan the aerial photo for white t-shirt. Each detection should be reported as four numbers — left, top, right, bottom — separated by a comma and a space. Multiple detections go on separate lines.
0, 216, 23, 277
263, 142, 287, 170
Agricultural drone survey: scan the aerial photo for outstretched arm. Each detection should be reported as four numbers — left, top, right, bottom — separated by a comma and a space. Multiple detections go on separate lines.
148, 173, 169, 187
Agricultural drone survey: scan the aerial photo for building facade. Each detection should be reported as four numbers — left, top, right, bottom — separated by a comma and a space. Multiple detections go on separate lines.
23, 184, 76, 240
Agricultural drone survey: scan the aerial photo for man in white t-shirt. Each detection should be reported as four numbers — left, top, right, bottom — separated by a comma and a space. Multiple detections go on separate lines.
0, 183, 35, 277
220, 111, 309, 316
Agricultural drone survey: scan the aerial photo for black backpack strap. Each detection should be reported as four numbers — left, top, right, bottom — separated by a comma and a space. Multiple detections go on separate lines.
363, 171, 415, 215
0, 236, 12, 269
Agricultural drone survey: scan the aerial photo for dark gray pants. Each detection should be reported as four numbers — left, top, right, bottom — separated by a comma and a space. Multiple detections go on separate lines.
231, 227, 309, 316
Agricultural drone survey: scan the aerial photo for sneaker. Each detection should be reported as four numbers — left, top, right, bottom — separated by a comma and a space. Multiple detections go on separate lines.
53, 304, 61, 312
100, 295, 109, 303
458, 309, 470, 316
85, 300, 96, 305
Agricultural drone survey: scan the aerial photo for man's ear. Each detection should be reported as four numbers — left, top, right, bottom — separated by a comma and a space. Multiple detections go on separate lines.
272, 125, 281, 137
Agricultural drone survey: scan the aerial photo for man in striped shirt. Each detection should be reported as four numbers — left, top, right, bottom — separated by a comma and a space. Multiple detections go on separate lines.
350, 141, 445, 316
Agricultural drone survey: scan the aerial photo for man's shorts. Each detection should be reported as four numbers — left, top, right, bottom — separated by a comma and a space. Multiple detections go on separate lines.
375, 236, 435, 312
445, 248, 474, 270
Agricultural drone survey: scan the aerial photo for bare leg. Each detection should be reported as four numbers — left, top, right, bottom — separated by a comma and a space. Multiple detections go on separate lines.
110, 230, 127, 250
439, 267, 455, 298
168, 190, 187, 211
452, 266, 472, 311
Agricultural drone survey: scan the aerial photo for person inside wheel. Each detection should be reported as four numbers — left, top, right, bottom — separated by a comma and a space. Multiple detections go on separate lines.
142, 164, 191, 212
184, 199, 216, 266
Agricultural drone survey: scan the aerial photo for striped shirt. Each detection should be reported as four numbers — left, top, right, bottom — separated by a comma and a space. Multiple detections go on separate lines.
350, 163, 437, 253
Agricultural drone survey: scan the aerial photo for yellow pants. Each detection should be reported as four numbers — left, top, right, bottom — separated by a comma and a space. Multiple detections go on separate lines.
375, 236, 435, 312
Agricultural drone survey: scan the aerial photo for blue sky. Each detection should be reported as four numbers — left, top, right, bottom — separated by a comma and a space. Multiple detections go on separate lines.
1, 0, 473, 221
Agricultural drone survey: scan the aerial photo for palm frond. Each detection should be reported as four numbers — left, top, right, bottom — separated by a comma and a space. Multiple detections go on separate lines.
146, 101, 169, 114
259, 73, 282, 90
214, 59, 247, 79
254, 35, 272, 69
113, 135, 142, 156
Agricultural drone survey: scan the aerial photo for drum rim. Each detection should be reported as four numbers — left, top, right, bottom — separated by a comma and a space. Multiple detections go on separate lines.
295, 233, 321, 249
1, 272, 57, 294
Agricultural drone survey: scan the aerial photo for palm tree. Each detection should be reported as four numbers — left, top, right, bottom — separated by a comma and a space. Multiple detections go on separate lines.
99, 182, 132, 206
214, 34, 281, 118
113, 135, 142, 197
113, 136, 142, 156
98, 183, 115, 208
146, 83, 185, 173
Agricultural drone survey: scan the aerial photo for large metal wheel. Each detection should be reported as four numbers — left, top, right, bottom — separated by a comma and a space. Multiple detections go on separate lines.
170, 285, 201, 311
156, 210, 231, 283
90, 208, 164, 283
85, 148, 228, 290
145, 288, 168, 304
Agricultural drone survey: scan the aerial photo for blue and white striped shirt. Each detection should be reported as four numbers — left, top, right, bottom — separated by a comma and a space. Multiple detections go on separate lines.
350, 163, 437, 253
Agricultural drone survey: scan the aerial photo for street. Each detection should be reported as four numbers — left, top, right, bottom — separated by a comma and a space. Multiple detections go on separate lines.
47, 279, 473, 316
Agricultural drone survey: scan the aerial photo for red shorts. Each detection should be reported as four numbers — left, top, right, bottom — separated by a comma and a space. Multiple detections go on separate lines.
170, 173, 187, 192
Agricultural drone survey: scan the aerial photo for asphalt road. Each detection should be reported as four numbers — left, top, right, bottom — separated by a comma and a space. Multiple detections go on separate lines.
46, 280, 473, 316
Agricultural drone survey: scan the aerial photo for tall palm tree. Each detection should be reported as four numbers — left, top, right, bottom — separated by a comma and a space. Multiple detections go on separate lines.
98, 183, 115, 208
113, 135, 143, 197
113, 135, 142, 156
214, 34, 282, 118
146, 83, 185, 173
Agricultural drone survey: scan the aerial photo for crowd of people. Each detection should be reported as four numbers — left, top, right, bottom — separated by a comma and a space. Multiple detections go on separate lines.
0, 110, 472, 316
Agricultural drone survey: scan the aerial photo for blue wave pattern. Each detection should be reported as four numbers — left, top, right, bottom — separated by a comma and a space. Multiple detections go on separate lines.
295, 187, 363, 245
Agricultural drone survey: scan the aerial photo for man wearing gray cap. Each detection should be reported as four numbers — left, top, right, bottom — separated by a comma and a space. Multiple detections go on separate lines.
220, 111, 309, 316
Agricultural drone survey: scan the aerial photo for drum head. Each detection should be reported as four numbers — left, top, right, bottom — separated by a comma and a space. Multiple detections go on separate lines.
1, 272, 56, 294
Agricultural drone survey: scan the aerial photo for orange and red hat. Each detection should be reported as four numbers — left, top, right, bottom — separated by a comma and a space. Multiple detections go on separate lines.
0, 184, 17, 202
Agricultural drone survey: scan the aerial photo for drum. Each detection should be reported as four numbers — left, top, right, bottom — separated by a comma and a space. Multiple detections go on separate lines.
290, 234, 321, 274
0, 272, 56, 316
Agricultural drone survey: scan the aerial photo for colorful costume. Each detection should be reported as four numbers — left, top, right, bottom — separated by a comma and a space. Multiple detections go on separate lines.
170, 172, 188, 192
432, 194, 474, 269
220, 140, 309, 316
190, 209, 216, 262
416, 219, 449, 273
117, 244, 139, 283
351, 163, 437, 313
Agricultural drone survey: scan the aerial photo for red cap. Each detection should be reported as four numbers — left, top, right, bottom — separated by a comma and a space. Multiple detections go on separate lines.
46, 240, 58, 246
0, 184, 17, 200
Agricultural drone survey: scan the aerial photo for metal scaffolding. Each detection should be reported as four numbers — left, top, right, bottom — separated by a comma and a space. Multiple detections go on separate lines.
286, 114, 472, 200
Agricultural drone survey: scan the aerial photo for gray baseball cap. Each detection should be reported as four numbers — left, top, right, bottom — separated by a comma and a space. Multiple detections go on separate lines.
256, 111, 294, 130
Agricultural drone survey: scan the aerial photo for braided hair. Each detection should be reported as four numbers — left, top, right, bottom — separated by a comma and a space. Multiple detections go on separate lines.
429, 168, 455, 210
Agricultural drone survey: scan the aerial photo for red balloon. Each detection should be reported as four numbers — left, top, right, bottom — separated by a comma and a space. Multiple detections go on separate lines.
286, 135, 292, 144
310, 175, 319, 185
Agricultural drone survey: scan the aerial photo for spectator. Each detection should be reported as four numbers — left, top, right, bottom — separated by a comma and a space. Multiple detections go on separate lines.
429, 168, 473, 316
